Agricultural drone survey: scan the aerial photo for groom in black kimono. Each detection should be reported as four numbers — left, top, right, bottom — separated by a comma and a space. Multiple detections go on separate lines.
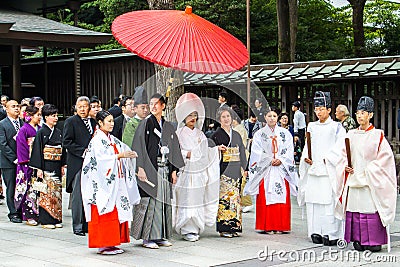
131, 93, 184, 249
63, 96, 96, 236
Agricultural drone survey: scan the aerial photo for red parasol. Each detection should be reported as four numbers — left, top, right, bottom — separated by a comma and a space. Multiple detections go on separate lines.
111, 6, 248, 74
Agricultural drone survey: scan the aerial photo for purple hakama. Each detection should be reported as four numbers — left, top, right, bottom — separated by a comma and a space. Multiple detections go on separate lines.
344, 211, 387, 246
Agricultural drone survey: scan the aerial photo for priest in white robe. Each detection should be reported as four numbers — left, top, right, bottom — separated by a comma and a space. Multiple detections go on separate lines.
326, 96, 397, 252
298, 91, 346, 246
174, 93, 220, 242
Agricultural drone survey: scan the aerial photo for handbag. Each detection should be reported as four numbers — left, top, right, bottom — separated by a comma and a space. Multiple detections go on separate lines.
31, 177, 48, 193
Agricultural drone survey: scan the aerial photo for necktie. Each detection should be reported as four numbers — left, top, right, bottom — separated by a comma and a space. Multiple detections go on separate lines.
13, 120, 20, 132
83, 118, 92, 134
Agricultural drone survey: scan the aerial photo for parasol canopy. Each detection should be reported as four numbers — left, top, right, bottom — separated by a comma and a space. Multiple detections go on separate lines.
112, 6, 249, 74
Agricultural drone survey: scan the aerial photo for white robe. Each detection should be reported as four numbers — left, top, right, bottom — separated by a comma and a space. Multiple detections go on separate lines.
81, 130, 141, 223
325, 126, 397, 227
174, 126, 220, 235
244, 125, 298, 204
298, 117, 346, 239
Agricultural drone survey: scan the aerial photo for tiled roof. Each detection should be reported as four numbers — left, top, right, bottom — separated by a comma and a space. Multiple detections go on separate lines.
0, 9, 111, 47
183, 56, 400, 85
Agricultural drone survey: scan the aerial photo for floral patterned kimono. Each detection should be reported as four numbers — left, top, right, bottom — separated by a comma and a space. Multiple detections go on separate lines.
81, 129, 140, 248
29, 124, 64, 225
210, 127, 247, 234
15, 123, 40, 221
245, 125, 298, 232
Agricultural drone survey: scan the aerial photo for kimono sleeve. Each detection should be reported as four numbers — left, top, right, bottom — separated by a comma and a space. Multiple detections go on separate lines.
16, 127, 29, 163
29, 130, 45, 170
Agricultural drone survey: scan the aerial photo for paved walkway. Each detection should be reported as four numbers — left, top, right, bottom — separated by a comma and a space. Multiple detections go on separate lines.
0, 191, 399, 267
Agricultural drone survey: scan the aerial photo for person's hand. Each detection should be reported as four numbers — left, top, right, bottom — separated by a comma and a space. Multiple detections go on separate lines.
61, 166, 66, 176
37, 169, 43, 179
172, 171, 178, 185
186, 151, 191, 159
345, 166, 354, 174
271, 159, 282, 166
243, 171, 248, 177
137, 167, 147, 182
119, 151, 138, 159
218, 144, 227, 152
304, 158, 313, 165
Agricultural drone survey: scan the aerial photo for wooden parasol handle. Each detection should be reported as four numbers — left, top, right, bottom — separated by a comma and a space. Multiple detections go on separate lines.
306, 132, 311, 160
345, 138, 352, 168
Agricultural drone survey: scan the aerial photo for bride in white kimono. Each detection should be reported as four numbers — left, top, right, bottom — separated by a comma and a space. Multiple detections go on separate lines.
174, 93, 220, 242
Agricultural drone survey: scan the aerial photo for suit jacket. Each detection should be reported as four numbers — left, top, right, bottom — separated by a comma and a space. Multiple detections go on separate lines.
62, 115, 96, 193
0, 106, 6, 121
110, 114, 128, 141
0, 117, 24, 168
108, 105, 122, 118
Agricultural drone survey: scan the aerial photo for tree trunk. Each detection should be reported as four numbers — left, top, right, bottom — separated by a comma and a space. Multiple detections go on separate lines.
147, 0, 184, 122
288, 0, 298, 62
276, 0, 291, 63
348, 0, 366, 57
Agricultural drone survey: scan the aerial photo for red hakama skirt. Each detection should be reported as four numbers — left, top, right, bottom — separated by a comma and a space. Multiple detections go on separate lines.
88, 205, 130, 248
255, 179, 291, 232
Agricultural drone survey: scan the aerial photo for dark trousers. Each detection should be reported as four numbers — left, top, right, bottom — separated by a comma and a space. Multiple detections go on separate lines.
298, 128, 306, 151
1, 167, 20, 219
71, 170, 87, 233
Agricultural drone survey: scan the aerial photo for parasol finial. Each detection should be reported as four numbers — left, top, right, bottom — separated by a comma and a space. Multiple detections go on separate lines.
185, 6, 192, 14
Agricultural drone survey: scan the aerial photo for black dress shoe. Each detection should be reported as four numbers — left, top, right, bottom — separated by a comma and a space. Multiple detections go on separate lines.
10, 216, 22, 223
365, 245, 382, 252
353, 241, 365, 251
74, 231, 86, 236
322, 235, 338, 246
311, 234, 323, 244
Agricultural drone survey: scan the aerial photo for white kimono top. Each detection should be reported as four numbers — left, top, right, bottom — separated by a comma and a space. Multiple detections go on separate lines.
326, 125, 397, 227
245, 125, 298, 205
81, 129, 141, 223
174, 126, 220, 229
298, 117, 346, 206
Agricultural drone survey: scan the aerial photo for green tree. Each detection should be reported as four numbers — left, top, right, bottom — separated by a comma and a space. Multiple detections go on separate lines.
296, 0, 353, 61
364, 0, 400, 56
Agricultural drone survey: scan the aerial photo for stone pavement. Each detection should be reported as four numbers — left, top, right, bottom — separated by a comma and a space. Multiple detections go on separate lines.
0, 191, 399, 267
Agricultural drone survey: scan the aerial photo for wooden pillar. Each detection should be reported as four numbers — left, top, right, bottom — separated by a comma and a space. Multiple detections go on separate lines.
74, 49, 81, 98
347, 83, 353, 114
281, 86, 287, 112
73, 5, 81, 99
43, 47, 48, 101
12, 45, 21, 100
388, 98, 393, 140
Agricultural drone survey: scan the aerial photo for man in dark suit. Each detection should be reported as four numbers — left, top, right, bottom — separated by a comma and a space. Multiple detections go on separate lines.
108, 97, 122, 118
62, 96, 96, 235
0, 100, 23, 223
111, 96, 134, 140
0, 105, 6, 121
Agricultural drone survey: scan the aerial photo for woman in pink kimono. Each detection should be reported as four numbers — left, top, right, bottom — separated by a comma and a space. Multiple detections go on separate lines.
326, 96, 397, 252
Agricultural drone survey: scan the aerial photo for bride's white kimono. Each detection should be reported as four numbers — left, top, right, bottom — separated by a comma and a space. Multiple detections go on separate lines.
81, 130, 141, 224
174, 126, 220, 235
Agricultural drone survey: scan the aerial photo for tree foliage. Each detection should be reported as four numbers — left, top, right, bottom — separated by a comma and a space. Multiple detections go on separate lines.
40, 0, 400, 63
